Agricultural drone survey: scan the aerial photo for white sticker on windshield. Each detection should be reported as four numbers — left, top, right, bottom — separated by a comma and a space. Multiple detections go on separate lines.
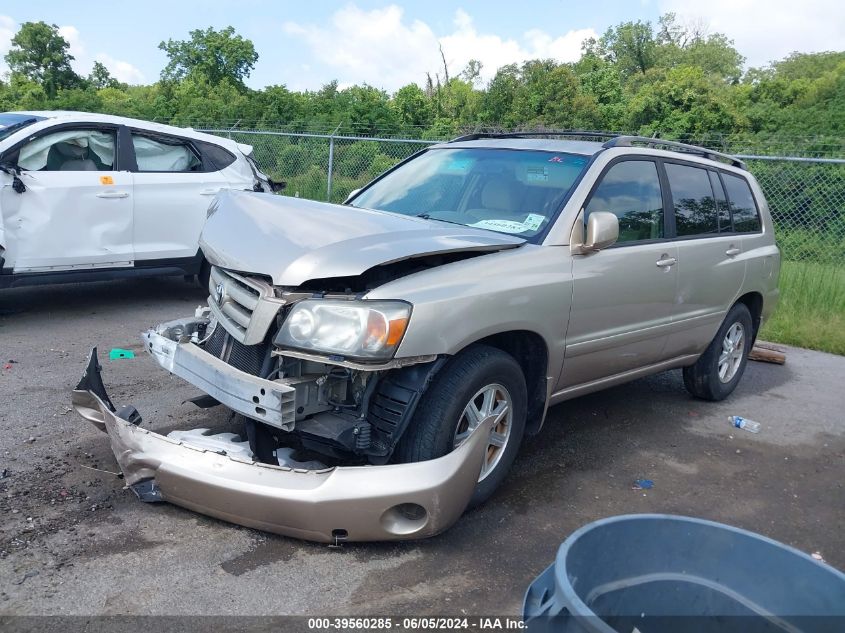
470, 213, 546, 234
523, 213, 545, 231
526, 166, 549, 182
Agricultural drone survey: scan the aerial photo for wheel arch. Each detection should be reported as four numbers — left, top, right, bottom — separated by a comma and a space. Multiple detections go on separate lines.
469, 330, 550, 436
372, 329, 550, 464
734, 291, 763, 343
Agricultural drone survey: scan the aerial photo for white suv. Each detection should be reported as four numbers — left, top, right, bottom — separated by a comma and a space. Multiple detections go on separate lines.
0, 111, 278, 289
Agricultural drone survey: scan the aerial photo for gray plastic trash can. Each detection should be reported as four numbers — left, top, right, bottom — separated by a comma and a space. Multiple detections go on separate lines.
523, 514, 845, 633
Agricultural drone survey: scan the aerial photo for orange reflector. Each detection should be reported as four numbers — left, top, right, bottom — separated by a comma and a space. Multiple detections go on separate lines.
386, 317, 409, 347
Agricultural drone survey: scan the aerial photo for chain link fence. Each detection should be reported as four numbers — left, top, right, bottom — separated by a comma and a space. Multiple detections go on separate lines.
739, 157, 845, 265
203, 128, 845, 266
218, 129, 434, 205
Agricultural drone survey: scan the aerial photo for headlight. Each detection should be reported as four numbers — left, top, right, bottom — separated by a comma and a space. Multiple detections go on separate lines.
275, 300, 411, 360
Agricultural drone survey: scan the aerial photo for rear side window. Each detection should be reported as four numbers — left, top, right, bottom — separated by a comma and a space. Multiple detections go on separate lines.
708, 171, 732, 232
195, 140, 236, 171
722, 173, 761, 233
131, 133, 202, 172
665, 163, 718, 236
585, 160, 664, 243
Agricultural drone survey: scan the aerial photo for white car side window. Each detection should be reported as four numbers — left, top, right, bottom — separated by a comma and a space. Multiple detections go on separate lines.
132, 134, 202, 172
18, 129, 115, 171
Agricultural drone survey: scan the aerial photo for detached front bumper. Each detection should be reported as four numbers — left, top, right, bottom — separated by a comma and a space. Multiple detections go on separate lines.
72, 349, 487, 543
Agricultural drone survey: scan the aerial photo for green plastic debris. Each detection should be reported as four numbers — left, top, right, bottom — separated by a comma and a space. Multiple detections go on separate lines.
109, 348, 135, 360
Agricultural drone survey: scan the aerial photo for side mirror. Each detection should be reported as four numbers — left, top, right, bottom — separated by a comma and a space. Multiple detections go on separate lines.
0, 162, 26, 194
584, 212, 619, 251
572, 211, 618, 253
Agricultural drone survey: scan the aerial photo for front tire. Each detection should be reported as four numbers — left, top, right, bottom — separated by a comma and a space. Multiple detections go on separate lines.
395, 344, 527, 508
683, 302, 753, 401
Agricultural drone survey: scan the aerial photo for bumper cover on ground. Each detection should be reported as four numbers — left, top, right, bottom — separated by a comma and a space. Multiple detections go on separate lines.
72, 349, 488, 542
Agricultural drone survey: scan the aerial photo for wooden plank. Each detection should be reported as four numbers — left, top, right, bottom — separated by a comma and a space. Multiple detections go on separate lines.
749, 345, 786, 364
754, 340, 786, 353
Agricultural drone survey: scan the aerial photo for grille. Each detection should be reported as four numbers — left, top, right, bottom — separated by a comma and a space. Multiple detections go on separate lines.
228, 337, 267, 375
205, 322, 227, 358
208, 267, 261, 339
207, 266, 284, 345
203, 321, 268, 376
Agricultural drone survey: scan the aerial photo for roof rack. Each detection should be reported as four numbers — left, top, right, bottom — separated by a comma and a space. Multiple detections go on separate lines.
450, 130, 622, 142
603, 136, 747, 170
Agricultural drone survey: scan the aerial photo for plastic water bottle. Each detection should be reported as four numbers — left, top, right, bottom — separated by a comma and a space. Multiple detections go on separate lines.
730, 415, 761, 433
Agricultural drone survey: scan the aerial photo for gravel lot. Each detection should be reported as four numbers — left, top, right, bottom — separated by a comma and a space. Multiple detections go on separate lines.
1, 277, 843, 616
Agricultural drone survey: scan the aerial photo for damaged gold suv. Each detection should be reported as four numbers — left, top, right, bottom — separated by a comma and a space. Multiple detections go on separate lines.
73, 133, 780, 542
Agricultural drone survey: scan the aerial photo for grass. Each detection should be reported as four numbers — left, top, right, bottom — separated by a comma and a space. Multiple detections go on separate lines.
761, 260, 845, 355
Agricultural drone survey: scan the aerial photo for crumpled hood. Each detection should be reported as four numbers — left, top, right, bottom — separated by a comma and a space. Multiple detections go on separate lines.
200, 190, 525, 286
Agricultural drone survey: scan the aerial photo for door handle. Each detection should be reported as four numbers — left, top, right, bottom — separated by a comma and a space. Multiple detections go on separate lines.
725, 246, 741, 257
96, 191, 129, 199
656, 255, 677, 268
200, 188, 221, 195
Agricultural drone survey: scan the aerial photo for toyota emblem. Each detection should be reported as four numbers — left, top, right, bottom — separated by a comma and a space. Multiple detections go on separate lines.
215, 283, 225, 304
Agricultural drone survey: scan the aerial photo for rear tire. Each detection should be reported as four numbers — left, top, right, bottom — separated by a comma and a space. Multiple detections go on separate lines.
395, 344, 527, 508
683, 302, 753, 401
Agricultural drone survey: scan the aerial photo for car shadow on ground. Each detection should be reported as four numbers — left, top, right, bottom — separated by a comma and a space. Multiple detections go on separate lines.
0, 276, 207, 318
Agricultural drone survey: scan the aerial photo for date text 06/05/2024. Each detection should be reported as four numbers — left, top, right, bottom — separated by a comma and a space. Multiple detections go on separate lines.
305, 617, 526, 630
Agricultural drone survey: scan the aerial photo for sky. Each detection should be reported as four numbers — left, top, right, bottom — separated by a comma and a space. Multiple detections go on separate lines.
1, 1, 843, 92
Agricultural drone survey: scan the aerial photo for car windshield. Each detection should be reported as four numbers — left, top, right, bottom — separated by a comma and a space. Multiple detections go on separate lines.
349, 147, 590, 240
0, 113, 44, 143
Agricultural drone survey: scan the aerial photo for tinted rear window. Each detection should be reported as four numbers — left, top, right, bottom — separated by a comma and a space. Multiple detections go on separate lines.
722, 173, 761, 233
708, 171, 732, 232
665, 163, 718, 236
196, 141, 236, 171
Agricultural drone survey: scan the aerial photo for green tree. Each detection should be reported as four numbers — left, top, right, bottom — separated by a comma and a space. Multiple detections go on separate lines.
480, 63, 521, 124
341, 84, 398, 134
392, 83, 434, 129
573, 54, 626, 129
0, 75, 48, 111
760, 51, 845, 82
4, 21, 82, 98
589, 20, 658, 77
163, 75, 254, 125
460, 59, 483, 86
255, 85, 306, 128
159, 26, 258, 89
737, 53, 845, 149
656, 14, 744, 82
89, 61, 120, 89
625, 66, 742, 137
441, 78, 482, 126
511, 60, 579, 127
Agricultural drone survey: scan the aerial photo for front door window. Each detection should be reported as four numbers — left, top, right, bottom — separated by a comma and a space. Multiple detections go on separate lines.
585, 160, 664, 242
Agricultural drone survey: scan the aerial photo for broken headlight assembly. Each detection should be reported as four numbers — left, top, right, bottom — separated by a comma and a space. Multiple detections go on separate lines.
274, 299, 411, 360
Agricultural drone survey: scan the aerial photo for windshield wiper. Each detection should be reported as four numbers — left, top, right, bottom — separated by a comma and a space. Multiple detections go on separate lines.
415, 212, 465, 227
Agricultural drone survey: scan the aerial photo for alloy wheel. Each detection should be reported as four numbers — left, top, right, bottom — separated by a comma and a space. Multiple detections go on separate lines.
453, 383, 513, 482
